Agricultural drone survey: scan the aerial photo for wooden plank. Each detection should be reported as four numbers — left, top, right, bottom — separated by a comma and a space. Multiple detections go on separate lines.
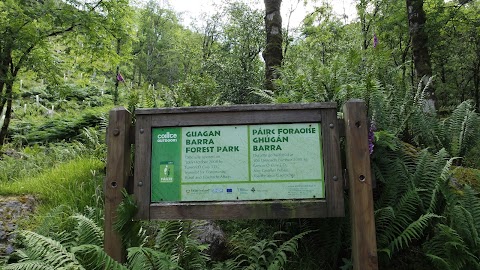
150, 110, 322, 127
136, 102, 337, 115
133, 115, 152, 220
321, 108, 344, 217
104, 107, 131, 263
343, 99, 378, 270
149, 200, 328, 220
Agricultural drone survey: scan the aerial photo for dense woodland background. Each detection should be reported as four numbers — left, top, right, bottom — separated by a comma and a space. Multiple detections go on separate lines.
1, 0, 480, 269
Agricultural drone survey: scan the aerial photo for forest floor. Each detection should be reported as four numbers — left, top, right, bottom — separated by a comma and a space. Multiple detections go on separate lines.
0, 195, 36, 257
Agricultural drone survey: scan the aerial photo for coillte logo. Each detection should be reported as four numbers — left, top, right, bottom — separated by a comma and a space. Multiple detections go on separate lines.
157, 132, 178, 143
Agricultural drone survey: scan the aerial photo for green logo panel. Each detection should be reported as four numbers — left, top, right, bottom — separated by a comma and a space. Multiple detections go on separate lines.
151, 128, 182, 201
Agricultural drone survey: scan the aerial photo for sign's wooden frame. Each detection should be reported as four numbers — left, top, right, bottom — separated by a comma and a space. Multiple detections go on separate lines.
104, 100, 378, 270
134, 102, 343, 220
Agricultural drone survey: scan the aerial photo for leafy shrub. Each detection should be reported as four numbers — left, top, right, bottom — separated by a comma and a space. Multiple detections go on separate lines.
9, 108, 107, 146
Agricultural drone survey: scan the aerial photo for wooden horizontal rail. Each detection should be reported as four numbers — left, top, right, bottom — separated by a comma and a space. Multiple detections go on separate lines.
149, 199, 338, 220
136, 102, 337, 115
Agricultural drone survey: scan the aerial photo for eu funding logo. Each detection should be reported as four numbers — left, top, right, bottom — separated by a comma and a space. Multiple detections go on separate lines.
157, 132, 178, 143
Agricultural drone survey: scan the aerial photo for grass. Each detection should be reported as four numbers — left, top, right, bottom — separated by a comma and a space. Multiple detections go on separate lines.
0, 157, 104, 215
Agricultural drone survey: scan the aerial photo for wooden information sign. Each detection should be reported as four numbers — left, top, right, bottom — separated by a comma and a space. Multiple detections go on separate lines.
104, 100, 378, 270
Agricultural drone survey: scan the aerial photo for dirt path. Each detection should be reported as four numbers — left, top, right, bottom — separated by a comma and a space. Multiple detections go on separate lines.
0, 195, 36, 257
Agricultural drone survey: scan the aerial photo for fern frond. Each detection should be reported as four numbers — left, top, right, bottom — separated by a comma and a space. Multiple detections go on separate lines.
374, 206, 395, 233
155, 220, 209, 269
71, 214, 103, 247
244, 239, 277, 268
114, 190, 146, 247
412, 150, 438, 211
425, 254, 451, 270
211, 259, 242, 270
72, 244, 127, 270
155, 220, 184, 253
460, 185, 480, 234
34, 204, 75, 244
393, 188, 421, 225
15, 230, 84, 269
3, 260, 56, 270
228, 228, 259, 256
387, 213, 441, 255
424, 224, 480, 270
127, 247, 181, 270
268, 230, 313, 269
448, 205, 480, 251
441, 101, 480, 158
373, 149, 412, 208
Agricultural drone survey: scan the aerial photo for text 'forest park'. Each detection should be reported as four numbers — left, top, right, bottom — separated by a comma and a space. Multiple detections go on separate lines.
184, 126, 317, 153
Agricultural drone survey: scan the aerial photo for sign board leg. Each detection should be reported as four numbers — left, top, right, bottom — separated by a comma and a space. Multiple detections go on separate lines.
343, 100, 379, 270
105, 107, 132, 263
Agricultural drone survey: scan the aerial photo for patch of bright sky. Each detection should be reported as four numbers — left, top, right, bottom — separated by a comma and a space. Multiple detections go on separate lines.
159, 0, 357, 29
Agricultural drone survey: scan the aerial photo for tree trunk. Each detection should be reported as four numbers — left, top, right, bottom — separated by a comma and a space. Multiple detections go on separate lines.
0, 81, 13, 146
474, 65, 479, 112
114, 38, 121, 105
263, 0, 283, 91
0, 47, 13, 149
406, 0, 435, 111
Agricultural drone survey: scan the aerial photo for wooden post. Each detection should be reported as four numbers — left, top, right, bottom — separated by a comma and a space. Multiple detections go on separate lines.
105, 107, 132, 263
343, 99, 378, 270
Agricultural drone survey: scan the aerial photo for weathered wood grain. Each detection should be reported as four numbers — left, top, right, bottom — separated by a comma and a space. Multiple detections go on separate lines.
104, 107, 131, 263
134, 115, 152, 220
136, 102, 336, 115
322, 108, 345, 217
343, 100, 378, 270
149, 110, 322, 127
149, 200, 328, 220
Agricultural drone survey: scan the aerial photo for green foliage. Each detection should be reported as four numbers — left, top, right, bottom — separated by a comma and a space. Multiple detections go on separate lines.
423, 224, 478, 270
0, 142, 92, 183
170, 75, 220, 107
133, 2, 192, 87
196, 1, 264, 104
126, 247, 181, 270
439, 101, 480, 158
154, 220, 209, 270
9, 107, 107, 146
0, 158, 104, 215
73, 245, 128, 270
114, 190, 147, 248
371, 117, 480, 268
5, 212, 165, 269
5, 230, 84, 270
453, 167, 480, 191
0, 0, 134, 149
71, 214, 103, 247
210, 228, 311, 270
463, 140, 480, 169
1, 1, 480, 270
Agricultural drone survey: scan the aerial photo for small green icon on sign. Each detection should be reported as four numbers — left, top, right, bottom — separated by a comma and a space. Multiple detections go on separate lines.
160, 161, 174, 183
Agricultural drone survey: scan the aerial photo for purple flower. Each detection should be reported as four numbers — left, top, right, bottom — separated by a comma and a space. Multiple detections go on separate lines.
373, 33, 378, 48
368, 120, 376, 154
117, 73, 124, 82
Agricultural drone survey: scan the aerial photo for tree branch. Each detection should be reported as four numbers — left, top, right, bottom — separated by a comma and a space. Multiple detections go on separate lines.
14, 23, 80, 75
